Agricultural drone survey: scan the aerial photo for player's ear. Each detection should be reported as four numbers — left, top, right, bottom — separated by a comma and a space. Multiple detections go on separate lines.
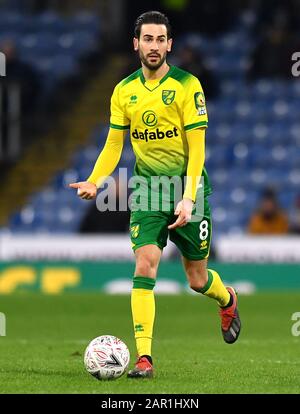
133, 37, 138, 51
167, 38, 173, 52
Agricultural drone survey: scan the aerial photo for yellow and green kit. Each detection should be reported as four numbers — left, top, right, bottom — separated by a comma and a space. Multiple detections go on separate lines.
111, 65, 212, 260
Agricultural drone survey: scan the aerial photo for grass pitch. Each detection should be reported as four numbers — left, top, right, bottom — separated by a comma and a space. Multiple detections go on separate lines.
0, 292, 299, 394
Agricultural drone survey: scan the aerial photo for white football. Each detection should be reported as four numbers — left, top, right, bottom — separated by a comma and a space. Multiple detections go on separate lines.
84, 335, 130, 380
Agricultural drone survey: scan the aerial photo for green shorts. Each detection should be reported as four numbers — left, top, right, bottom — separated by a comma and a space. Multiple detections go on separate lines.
129, 197, 212, 260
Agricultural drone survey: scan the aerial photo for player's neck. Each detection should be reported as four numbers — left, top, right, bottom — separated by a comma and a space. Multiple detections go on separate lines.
141, 62, 170, 81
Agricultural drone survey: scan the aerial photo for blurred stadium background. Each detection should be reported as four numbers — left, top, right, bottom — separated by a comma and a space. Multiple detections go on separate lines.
0, 0, 299, 296
1, 0, 300, 395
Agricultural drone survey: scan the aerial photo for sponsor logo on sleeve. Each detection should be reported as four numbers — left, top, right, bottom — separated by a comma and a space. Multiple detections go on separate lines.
194, 92, 206, 115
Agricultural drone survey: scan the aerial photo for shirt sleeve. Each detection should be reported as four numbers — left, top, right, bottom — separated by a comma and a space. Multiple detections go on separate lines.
87, 128, 125, 187
110, 83, 130, 130
183, 128, 206, 202
183, 76, 208, 132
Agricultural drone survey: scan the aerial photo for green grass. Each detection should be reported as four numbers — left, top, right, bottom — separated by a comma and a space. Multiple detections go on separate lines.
0, 292, 300, 393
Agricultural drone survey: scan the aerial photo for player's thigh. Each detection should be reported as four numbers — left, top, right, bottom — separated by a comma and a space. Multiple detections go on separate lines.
130, 210, 169, 253
169, 198, 212, 261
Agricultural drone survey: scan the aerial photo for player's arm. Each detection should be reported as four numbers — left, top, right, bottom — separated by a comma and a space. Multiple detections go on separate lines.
183, 127, 205, 202
69, 128, 126, 200
70, 81, 129, 200
168, 75, 207, 230
168, 128, 205, 230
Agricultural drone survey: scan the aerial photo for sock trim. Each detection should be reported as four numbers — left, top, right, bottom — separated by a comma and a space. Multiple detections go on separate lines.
140, 355, 153, 365
198, 269, 213, 293
133, 276, 156, 290
221, 292, 233, 308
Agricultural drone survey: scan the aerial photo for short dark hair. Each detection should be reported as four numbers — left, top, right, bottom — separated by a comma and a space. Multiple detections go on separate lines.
134, 11, 172, 39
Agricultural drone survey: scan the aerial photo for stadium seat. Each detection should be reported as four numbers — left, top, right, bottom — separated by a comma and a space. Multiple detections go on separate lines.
0, 11, 25, 32
19, 32, 59, 57
67, 11, 100, 34
34, 11, 67, 33
58, 31, 98, 57
50, 55, 79, 80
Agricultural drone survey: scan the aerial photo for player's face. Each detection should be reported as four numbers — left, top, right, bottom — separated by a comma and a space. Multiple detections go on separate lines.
134, 24, 172, 71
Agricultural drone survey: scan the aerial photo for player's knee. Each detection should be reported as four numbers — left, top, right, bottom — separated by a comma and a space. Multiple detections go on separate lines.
135, 257, 157, 277
135, 264, 152, 276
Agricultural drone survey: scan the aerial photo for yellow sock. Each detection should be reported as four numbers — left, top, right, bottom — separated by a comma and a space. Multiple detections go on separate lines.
131, 276, 155, 357
200, 269, 230, 307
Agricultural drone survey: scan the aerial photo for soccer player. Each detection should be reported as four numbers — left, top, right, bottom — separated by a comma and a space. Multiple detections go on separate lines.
70, 11, 241, 378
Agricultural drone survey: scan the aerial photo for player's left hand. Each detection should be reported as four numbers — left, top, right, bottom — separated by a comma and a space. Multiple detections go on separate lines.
168, 198, 194, 230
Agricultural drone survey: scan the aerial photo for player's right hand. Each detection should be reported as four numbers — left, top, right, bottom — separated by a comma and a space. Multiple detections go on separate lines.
69, 181, 97, 200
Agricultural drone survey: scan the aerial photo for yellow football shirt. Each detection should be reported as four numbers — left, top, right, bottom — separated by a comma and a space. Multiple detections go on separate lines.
110, 65, 211, 195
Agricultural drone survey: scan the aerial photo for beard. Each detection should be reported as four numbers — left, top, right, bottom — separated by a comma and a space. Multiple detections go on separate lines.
139, 50, 167, 71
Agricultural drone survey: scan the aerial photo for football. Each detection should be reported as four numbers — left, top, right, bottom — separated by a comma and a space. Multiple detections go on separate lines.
84, 335, 130, 380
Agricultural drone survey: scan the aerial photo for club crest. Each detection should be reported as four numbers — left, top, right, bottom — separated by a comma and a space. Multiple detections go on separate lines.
162, 90, 176, 105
